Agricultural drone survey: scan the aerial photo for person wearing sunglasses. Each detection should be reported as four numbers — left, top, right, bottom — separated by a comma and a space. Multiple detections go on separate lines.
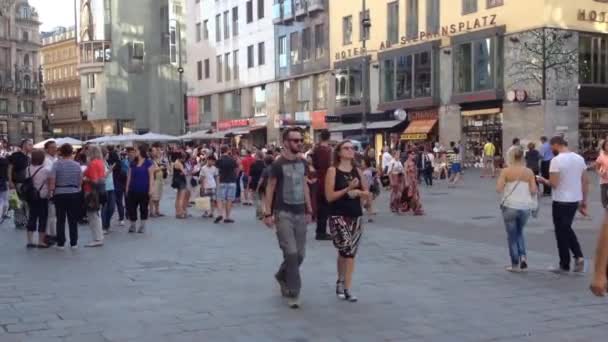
264, 127, 313, 309
325, 140, 371, 302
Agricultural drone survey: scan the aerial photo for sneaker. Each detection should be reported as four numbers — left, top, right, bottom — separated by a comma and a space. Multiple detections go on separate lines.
214, 216, 223, 224
336, 280, 345, 299
85, 241, 104, 248
519, 260, 528, 271
128, 225, 136, 233
343, 289, 358, 302
137, 225, 145, 234
573, 259, 586, 273
119, 221, 125, 226
70, 245, 78, 250
275, 273, 288, 297
549, 265, 569, 274
103, 230, 109, 235
506, 265, 521, 273
55, 245, 65, 251
287, 296, 300, 309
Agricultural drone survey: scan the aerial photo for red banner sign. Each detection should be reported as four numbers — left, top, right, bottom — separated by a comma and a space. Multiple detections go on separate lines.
217, 119, 249, 131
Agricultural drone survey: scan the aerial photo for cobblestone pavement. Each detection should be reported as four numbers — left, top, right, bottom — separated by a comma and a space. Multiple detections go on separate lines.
0, 172, 607, 342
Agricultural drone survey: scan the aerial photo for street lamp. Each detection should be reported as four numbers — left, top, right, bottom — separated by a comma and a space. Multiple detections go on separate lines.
360, 0, 371, 140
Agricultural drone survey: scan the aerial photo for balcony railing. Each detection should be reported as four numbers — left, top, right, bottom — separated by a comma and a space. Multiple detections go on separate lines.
294, 0, 324, 17
79, 41, 112, 66
273, 0, 294, 24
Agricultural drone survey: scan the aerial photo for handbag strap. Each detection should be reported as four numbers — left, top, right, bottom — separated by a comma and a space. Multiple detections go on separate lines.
501, 169, 525, 207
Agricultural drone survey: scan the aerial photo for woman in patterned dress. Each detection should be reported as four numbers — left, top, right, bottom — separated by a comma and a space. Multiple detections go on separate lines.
402, 150, 424, 215
325, 140, 371, 302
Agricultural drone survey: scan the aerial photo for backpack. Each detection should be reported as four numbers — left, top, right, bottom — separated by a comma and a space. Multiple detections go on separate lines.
21, 166, 45, 202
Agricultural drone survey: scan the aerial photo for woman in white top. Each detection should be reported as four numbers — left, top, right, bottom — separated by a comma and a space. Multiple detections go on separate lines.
496, 146, 538, 272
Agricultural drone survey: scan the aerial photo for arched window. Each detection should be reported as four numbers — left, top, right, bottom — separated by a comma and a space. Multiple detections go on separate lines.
19, 5, 31, 19
23, 54, 29, 67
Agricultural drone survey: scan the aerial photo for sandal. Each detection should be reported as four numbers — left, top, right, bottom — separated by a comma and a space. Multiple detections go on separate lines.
26, 243, 36, 249
37, 244, 50, 249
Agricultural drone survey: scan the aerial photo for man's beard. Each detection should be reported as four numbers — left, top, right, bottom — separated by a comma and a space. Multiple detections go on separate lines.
552, 149, 560, 156
289, 145, 301, 154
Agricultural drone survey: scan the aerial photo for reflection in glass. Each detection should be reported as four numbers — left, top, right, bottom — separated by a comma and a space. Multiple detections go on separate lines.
473, 38, 494, 91
414, 52, 431, 97
335, 69, 348, 107
349, 65, 362, 106
396, 55, 412, 100
454, 43, 472, 93
382, 59, 395, 102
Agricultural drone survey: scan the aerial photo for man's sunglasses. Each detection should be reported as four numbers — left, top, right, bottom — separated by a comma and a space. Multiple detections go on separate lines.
289, 139, 304, 143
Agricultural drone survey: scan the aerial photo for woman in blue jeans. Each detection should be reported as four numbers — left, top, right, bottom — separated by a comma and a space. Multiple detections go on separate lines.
496, 146, 537, 272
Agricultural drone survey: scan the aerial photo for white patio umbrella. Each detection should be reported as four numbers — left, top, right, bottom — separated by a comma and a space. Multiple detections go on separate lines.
134, 132, 179, 142
34, 137, 83, 149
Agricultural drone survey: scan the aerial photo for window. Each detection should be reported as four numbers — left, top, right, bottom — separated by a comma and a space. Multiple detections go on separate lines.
487, 0, 503, 8
253, 85, 266, 116
360, 10, 370, 41
387, 2, 399, 45
201, 95, 212, 124
232, 7, 238, 36
280, 80, 293, 113
580, 35, 608, 85
414, 52, 431, 97
233, 50, 239, 80
314, 74, 328, 110
22, 31, 29, 42
215, 14, 221, 41
0, 121, 7, 135
297, 77, 312, 111
248, 45, 255, 68
279, 36, 288, 68
427, 0, 440, 34
463, 0, 477, 14
302, 28, 311, 61
453, 36, 502, 93
290, 32, 300, 65
20, 121, 33, 135
89, 94, 95, 112
257, 0, 264, 19
131, 42, 144, 60
382, 59, 395, 102
196, 22, 201, 42
406, 0, 419, 39
258, 42, 265, 65
246, 0, 253, 23
203, 20, 209, 40
343, 16, 353, 45
225, 52, 231, 81
335, 65, 363, 107
87, 74, 96, 89
222, 91, 241, 119
197, 61, 203, 80
223, 11, 229, 39
23, 54, 30, 66
217, 55, 223, 82
204, 59, 210, 79
0, 99, 7, 112
315, 24, 325, 59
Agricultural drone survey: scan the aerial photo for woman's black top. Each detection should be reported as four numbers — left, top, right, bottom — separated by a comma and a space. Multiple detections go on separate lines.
329, 167, 363, 217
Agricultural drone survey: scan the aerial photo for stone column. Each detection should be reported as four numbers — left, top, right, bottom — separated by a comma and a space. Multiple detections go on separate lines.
439, 104, 461, 147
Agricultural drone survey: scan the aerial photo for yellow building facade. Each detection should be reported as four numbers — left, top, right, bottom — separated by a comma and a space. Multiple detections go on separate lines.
329, 0, 608, 163
41, 27, 88, 138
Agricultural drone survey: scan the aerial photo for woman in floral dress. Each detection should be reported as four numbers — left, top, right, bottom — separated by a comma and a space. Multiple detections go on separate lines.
403, 150, 424, 215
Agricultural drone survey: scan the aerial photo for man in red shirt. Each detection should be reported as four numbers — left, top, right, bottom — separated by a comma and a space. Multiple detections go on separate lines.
311, 130, 332, 240
240, 150, 255, 206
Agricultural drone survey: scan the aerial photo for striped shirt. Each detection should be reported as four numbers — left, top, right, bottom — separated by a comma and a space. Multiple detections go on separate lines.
51, 159, 82, 195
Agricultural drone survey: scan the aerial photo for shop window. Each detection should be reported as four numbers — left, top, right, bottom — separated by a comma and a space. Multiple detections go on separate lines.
380, 49, 433, 103
335, 64, 362, 108
580, 35, 608, 85
253, 85, 266, 116
297, 77, 311, 112
453, 36, 501, 93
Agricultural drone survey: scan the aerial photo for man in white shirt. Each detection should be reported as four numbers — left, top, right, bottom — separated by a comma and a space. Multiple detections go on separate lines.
200, 156, 219, 218
539, 136, 588, 273
43, 140, 58, 244
381, 146, 392, 172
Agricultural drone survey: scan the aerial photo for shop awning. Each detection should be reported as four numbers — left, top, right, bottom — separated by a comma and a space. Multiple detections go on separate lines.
461, 108, 501, 116
401, 119, 437, 140
328, 120, 402, 132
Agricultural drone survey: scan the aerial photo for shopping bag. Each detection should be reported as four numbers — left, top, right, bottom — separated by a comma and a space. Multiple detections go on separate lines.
195, 197, 211, 211
9, 191, 21, 210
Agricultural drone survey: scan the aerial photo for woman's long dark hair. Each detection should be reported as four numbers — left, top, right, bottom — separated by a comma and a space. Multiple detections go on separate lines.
332, 140, 356, 168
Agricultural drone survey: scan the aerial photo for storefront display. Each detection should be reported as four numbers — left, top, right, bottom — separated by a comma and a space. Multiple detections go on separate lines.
579, 108, 608, 160
461, 108, 503, 166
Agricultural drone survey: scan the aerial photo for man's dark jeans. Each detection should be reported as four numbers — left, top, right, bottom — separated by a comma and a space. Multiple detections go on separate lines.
552, 201, 584, 270
316, 192, 328, 237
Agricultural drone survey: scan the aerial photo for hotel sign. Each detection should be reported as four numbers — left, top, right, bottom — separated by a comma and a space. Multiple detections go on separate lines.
578, 9, 608, 23
335, 15, 498, 60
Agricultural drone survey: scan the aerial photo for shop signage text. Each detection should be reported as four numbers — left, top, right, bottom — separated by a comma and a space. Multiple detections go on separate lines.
217, 119, 249, 131
578, 9, 608, 23
409, 109, 438, 121
401, 133, 428, 141
379, 15, 498, 51
335, 15, 498, 60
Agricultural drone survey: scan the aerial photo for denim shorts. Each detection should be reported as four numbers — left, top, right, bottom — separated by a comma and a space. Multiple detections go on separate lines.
451, 163, 462, 174
217, 183, 237, 202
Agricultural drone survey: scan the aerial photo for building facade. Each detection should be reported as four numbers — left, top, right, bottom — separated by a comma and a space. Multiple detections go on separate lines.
0, 0, 43, 144
186, 0, 278, 146
41, 27, 84, 137
273, 0, 331, 143
76, 0, 186, 137
329, 0, 608, 163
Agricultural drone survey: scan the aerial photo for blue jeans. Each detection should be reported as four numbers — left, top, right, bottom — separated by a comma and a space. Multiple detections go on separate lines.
218, 183, 237, 202
102, 190, 116, 230
502, 207, 530, 266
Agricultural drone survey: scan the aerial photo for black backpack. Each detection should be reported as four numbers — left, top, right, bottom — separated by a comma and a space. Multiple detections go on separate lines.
21, 166, 45, 202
